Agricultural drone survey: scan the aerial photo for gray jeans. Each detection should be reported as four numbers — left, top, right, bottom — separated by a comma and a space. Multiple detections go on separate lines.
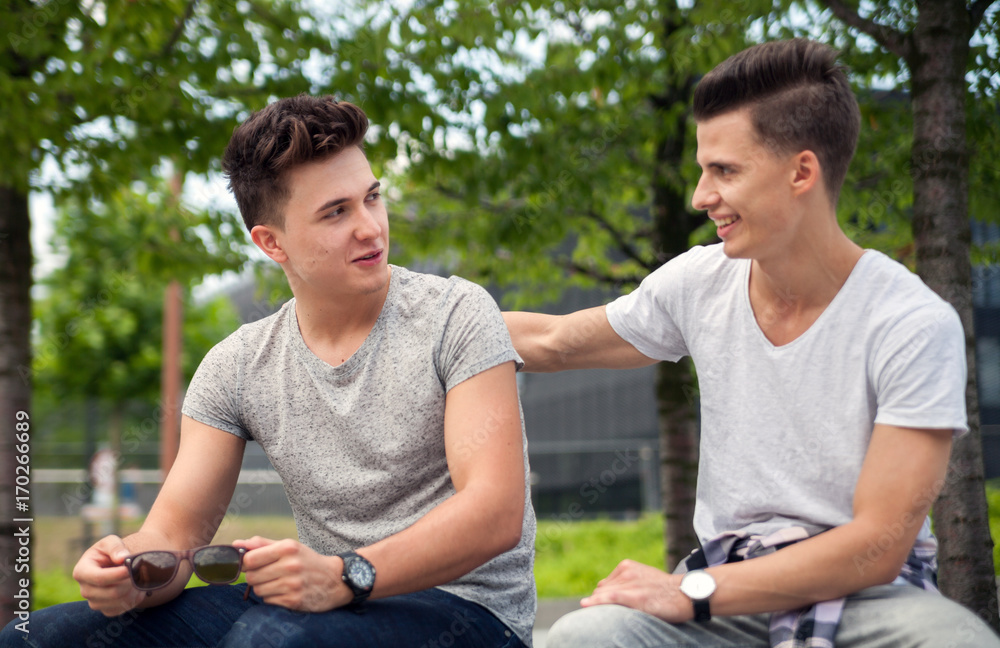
545, 584, 1000, 648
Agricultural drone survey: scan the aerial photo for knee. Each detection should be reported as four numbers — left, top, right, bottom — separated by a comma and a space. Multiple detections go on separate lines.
850, 587, 1000, 648
0, 618, 28, 647
916, 601, 1000, 648
219, 606, 314, 648
546, 606, 634, 648
0, 602, 106, 648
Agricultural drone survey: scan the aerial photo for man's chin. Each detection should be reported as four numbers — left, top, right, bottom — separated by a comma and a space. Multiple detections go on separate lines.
360, 267, 391, 295
720, 240, 749, 259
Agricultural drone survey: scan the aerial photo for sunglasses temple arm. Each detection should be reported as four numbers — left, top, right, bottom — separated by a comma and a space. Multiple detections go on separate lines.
243, 583, 252, 601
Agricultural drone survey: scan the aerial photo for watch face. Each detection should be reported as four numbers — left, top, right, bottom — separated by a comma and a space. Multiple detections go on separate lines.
346, 559, 375, 590
681, 571, 716, 600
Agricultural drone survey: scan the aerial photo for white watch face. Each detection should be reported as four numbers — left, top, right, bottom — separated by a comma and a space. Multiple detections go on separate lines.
681, 570, 716, 600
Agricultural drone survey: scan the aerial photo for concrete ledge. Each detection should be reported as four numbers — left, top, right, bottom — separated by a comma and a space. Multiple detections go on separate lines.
536, 598, 581, 630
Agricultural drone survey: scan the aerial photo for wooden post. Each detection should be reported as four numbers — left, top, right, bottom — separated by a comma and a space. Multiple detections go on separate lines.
160, 280, 182, 478
160, 171, 184, 481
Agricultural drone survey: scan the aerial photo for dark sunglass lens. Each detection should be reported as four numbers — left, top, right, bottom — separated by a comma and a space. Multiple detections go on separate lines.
130, 552, 178, 589
193, 546, 242, 583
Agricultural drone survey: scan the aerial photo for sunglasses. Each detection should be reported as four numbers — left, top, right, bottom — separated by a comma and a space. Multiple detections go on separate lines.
124, 545, 250, 599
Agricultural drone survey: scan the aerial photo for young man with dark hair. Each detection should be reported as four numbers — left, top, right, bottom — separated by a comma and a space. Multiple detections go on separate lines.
507, 39, 999, 647
1, 96, 536, 647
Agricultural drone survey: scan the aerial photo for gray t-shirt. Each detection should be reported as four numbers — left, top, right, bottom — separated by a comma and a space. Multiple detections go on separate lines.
607, 244, 967, 543
183, 265, 536, 643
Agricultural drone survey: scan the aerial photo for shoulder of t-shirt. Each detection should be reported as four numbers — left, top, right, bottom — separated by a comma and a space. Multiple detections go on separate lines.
205, 299, 294, 360
857, 250, 953, 311
856, 250, 962, 338
636, 243, 741, 296
392, 264, 499, 310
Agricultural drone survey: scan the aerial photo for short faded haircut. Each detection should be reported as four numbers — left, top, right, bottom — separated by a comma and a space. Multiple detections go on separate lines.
223, 95, 369, 231
693, 39, 860, 203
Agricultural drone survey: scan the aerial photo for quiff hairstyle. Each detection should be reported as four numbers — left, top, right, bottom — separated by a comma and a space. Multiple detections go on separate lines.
693, 38, 861, 203
222, 95, 369, 231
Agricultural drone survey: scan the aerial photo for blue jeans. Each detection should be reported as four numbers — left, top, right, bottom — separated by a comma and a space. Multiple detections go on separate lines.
0, 586, 526, 648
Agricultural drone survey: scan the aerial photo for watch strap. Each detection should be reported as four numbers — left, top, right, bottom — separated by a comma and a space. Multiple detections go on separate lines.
692, 598, 711, 622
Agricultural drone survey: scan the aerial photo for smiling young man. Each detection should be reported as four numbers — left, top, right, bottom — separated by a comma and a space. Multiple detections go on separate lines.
505, 39, 1000, 647
0, 96, 536, 648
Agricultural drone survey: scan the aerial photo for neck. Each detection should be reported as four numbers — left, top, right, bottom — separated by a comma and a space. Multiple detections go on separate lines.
751, 217, 863, 316
291, 268, 392, 358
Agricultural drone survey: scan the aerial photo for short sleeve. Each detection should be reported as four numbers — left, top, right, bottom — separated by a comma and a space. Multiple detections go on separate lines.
181, 331, 252, 440
437, 278, 522, 392
872, 302, 968, 436
606, 250, 695, 362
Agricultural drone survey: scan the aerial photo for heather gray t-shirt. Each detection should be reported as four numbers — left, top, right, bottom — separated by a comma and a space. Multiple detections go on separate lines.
607, 244, 967, 544
182, 265, 536, 643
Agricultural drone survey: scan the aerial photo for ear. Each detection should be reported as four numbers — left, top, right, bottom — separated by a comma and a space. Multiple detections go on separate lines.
789, 150, 821, 197
250, 224, 288, 264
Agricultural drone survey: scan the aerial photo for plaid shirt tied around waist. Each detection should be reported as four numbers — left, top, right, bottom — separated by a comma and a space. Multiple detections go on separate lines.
674, 527, 940, 648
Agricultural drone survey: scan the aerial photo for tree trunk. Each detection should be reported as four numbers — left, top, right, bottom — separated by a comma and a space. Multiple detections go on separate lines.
650, 15, 702, 564
656, 360, 700, 569
0, 184, 33, 626
908, 0, 999, 631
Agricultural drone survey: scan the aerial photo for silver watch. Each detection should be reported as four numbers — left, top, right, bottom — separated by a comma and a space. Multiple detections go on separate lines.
679, 569, 716, 622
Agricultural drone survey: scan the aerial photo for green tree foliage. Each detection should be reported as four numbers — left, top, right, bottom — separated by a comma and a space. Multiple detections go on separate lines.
1, 0, 326, 195
31, 177, 243, 405
320, 1, 756, 299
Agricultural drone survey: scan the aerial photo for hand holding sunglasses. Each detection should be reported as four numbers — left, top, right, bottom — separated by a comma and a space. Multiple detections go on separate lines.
124, 545, 251, 599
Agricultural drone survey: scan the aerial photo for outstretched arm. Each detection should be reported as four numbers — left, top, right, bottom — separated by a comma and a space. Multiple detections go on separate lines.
581, 423, 953, 620
504, 306, 656, 372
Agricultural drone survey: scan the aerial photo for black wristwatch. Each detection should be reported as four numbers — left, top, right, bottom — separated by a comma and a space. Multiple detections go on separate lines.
679, 569, 716, 622
337, 551, 376, 605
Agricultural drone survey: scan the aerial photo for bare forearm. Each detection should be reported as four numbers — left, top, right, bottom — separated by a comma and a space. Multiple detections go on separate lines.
504, 307, 654, 372
359, 485, 525, 599
502, 311, 564, 372
709, 522, 910, 617
590, 519, 918, 623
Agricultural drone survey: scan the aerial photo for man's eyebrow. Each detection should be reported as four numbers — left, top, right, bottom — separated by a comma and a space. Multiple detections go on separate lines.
703, 161, 740, 172
315, 181, 381, 214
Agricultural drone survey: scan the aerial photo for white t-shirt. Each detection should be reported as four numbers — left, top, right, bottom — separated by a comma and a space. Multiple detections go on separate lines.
607, 244, 967, 542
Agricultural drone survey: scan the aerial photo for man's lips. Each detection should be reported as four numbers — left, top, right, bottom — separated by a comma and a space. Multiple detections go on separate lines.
353, 249, 383, 263
711, 214, 741, 238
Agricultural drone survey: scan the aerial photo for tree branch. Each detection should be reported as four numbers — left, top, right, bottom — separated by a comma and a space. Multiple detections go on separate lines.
432, 183, 520, 214
969, 0, 996, 32
160, 0, 198, 59
582, 209, 657, 272
819, 0, 911, 60
567, 260, 643, 288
